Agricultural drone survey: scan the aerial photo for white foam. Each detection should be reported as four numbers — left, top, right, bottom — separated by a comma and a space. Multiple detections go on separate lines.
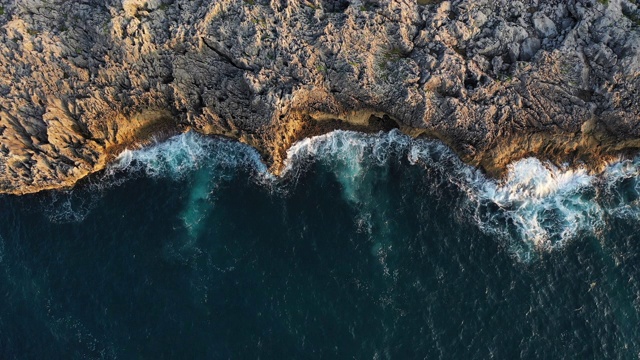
464, 159, 602, 258
41, 188, 103, 224
107, 132, 278, 244
109, 131, 273, 182
281, 131, 409, 273
601, 157, 640, 220
103, 130, 640, 262
281, 130, 409, 203
280, 130, 611, 261
405, 139, 606, 260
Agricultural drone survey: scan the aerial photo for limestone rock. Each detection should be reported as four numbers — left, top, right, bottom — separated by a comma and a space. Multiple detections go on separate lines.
1, 0, 640, 194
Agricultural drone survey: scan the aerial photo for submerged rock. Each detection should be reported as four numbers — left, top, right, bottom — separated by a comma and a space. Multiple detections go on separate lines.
0, 0, 640, 194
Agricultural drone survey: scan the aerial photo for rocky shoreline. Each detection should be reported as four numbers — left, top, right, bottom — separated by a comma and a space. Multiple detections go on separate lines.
1, 0, 640, 195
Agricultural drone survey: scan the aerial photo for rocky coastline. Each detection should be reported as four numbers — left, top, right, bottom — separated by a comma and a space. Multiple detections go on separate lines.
1, 0, 640, 194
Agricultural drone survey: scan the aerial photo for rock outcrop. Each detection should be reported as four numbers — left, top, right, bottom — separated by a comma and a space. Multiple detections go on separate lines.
1, 0, 640, 194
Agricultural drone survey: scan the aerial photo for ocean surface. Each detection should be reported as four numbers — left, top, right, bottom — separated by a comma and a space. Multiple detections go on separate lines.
1, 130, 640, 359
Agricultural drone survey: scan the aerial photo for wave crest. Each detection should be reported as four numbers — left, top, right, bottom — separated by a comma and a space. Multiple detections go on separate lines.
109, 132, 272, 182
77, 130, 640, 261
278, 130, 639, 261
465, 159, 601, 260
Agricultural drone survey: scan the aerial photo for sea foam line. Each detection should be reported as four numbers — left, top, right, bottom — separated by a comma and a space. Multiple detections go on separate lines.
110, 132, 272, 181
276, 130, 637, 260
104, 130, 640, 260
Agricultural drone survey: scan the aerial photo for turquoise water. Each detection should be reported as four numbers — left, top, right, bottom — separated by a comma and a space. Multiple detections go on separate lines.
1, 130, 640, 358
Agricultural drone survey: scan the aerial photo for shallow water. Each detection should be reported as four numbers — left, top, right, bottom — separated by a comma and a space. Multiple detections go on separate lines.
1, 130, 640, 358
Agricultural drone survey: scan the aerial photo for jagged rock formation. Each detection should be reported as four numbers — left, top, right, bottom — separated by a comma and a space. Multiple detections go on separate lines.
1, 0, 640, 194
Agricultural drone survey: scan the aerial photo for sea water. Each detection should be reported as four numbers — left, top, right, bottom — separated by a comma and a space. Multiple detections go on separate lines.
1, 130, 639, 358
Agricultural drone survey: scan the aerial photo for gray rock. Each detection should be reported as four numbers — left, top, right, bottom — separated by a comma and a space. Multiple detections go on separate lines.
1, 0, 640, 194
533, 13, 558, 38
520, 37, 541, 61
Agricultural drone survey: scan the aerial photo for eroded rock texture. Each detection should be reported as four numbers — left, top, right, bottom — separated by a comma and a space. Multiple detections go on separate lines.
1, 0, 640, 194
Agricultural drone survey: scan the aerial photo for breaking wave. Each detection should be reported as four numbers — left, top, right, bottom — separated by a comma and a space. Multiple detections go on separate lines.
109, 132, 275, 240
96, 130, 640, 261
277, 130, 640, 261
110, 132, 272, 182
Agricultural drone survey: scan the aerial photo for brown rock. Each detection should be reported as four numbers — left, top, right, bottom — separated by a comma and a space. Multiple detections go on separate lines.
1, 0, 640, 194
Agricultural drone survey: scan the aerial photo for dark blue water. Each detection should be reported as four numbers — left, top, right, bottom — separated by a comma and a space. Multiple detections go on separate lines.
1, 131, 640, 359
